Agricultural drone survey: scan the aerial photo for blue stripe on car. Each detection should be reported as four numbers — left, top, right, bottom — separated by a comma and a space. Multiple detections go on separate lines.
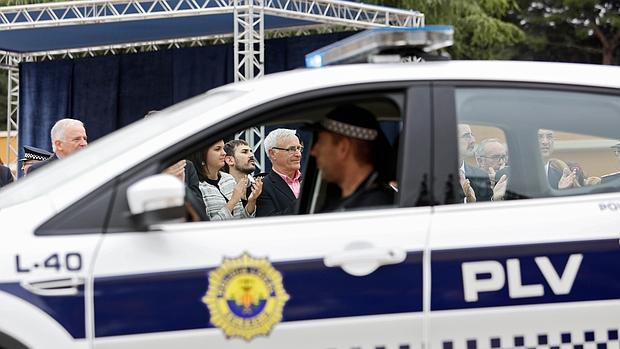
0, 282, 85, 338
431, 238, 620, 310
93, 252, 424, 337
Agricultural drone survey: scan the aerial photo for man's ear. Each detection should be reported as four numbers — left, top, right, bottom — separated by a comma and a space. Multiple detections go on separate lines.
54, 139, 63, 153
224, 156, 234, 166
336, 138, 351, 159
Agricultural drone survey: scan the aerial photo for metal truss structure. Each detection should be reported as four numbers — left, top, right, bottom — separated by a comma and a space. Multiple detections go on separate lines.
0, 0, 423, 30
4, 55, 18, 165
0, 0, 423, 170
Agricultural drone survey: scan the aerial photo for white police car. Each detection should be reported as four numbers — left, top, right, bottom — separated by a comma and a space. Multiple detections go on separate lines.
0, 28, 619, 349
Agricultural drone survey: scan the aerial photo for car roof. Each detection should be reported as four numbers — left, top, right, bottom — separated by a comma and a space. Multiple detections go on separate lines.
218, 61, 620, 97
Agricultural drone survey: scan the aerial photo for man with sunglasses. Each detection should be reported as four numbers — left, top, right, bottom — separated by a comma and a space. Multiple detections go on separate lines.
256, 128, 303, 216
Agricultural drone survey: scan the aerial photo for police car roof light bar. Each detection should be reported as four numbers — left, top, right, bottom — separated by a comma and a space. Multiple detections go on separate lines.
305, 25, 454, 68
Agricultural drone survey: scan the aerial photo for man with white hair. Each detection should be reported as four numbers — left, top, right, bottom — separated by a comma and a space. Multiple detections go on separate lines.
29, 118, 88, 173
256, 128, 303, 216
474, 138, 509, 201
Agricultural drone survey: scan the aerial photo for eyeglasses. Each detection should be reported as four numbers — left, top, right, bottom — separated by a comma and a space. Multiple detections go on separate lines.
460, 132, 475, 139
272, 145, 304, 154
537, 133, 554, 140
480, 155, 507, 161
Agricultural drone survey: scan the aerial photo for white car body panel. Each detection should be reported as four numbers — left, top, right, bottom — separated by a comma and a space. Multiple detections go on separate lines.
0, 60, 617, 349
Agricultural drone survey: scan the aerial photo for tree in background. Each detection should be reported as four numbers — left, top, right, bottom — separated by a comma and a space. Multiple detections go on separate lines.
508, 0, 620, 65
368, 0, 525, 59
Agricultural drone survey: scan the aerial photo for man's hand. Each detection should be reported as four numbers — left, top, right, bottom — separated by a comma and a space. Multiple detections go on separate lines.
231, 177, 247, 203
226, 177, 247, 214
459, 169, 476, 203
245, 177, 263, 215
247, 177, 263, 202
492, 174, 508, 201
163, 160, 186, 182
558, 168, 577, 189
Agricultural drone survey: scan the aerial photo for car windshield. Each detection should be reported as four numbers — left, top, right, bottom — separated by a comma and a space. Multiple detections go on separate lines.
0, 90, 245, 209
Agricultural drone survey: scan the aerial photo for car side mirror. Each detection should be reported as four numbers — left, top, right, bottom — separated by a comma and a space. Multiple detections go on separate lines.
127, 174, 186, 230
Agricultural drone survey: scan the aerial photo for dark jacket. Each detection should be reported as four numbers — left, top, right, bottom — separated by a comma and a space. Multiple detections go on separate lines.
0, 165, 13, 187
464, 162, 493, 202
28, 154, 58, 173
256, 171, 297, 217
547, 165, 563, 189
185, 160, 208, 221
320, 171, 395, 213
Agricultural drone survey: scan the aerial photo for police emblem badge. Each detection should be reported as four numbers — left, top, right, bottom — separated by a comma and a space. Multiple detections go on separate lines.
202, 252, 290, 341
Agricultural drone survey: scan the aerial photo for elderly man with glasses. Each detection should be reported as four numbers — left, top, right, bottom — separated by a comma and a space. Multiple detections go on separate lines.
475, 138, 509, 201
256, 128, 303, 217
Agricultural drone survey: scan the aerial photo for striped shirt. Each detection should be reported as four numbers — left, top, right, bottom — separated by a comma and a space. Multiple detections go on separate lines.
199, 171, 254, 221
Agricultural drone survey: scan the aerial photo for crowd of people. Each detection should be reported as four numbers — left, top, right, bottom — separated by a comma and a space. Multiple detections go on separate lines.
458, 124, 616, 202
188, 103, 396, 221
1, 104, 398, 221
3, 113, 619, 214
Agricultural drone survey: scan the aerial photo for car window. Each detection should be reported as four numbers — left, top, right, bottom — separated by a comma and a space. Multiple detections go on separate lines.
455, 87, 620, 203
160, 93, 404, 224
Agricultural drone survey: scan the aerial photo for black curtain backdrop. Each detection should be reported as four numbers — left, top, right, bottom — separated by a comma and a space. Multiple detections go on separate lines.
18, 32, 355, 166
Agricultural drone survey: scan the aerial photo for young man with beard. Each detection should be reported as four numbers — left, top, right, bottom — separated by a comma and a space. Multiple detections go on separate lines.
224, 139, 263, 208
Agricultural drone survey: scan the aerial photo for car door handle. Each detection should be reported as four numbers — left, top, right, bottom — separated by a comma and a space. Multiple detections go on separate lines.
20, 276, 85, 296
324, 242, 406, 276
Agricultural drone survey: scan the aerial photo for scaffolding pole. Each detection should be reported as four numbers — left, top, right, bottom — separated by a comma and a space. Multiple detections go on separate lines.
234, 0, 266, 171
4, 55, 19, 169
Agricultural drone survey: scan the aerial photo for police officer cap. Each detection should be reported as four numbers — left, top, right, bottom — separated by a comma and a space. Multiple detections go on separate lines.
20, 145, 53, 162
316, 104, 381, 141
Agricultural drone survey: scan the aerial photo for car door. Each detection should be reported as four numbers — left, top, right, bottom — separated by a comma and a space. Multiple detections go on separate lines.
427, 83, 620, 349
0, 179, 115, 349
90, 85, 432, 349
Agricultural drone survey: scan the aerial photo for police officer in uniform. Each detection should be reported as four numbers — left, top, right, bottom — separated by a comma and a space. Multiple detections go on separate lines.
20, 145, 53, 176
310, 104, 395, 212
